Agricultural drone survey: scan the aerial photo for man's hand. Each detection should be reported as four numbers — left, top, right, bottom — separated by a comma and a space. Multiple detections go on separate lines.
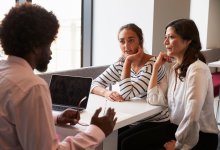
91, 107, 117, 137
57, 109, 80, 125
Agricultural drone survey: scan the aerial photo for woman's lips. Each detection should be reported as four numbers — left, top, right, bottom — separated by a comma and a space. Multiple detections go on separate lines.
166, 47, 172, 51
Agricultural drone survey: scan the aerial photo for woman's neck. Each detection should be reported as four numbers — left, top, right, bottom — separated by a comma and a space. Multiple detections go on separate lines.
132, 54, 152, 72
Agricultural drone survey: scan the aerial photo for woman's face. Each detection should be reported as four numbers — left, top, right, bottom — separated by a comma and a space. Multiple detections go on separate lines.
118, 29, 141, 58
164, 27, 191, 62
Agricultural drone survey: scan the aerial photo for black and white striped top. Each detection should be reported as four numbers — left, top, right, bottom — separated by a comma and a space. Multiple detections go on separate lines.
91, 56, 166, 100
91, 56, 169, 122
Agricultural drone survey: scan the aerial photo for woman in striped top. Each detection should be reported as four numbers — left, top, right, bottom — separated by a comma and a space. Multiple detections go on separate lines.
91, 23, 166, 102
91, 24, 170, 150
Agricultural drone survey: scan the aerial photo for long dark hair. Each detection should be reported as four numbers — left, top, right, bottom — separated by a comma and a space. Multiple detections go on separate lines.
165, 19, 206, 80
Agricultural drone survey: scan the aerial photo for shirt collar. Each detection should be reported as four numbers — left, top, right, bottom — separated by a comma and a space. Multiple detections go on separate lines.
7, 55, 33, 72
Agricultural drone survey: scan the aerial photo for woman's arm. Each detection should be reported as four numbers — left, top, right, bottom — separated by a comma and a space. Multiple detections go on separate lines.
148, 52, 169, 90
120, 57, 132, 80
146, 73, 168, 106
147, 52, 170, 106
120, 47, 152, 100
120, 55, 167, 100
91, 64, 124, 101
175, 64, 211, 149
91, 86, 109, 97
121, 46, 142, 80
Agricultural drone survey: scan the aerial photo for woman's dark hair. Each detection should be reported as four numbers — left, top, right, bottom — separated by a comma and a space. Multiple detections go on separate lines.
0, 4, 59, 57
118, 23, 144, 48
165, 19, 206, 80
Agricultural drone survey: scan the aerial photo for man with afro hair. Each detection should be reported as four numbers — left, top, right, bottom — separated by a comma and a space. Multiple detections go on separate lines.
0, 4, 117, 150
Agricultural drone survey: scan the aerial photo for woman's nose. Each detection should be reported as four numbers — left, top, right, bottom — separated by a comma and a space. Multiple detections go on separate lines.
163, 38, 169, 45
124, 42, 130, 49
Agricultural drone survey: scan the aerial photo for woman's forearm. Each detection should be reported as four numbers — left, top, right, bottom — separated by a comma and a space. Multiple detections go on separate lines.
121, 59, 132, 80
148, 65, 160, 90
91, 86, 108, 97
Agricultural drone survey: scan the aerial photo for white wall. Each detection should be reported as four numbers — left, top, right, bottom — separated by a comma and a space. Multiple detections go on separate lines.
152, 0, 190, 55
190, 0, 220, 49
92, 0, 220, 66
190, 0, 209, 49
92, 0, 154, 65
206, 0, 220, 48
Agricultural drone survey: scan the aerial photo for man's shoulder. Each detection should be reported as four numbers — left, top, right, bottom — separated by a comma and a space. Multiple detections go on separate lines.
6, 70, 48, 92
20, 74, 48, 91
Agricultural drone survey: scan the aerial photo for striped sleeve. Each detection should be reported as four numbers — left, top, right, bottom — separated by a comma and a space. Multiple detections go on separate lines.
119, 57, 167, 100
91, 63, 121, 91
157, 65, 166, 83
118, 58, 153, 100
119, 70, 151, 100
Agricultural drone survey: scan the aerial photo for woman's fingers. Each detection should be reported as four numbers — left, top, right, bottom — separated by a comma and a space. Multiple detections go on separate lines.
109, 91, 124, 102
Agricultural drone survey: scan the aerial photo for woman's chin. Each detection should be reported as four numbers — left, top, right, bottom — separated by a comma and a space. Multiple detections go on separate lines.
166, 51, 173, 57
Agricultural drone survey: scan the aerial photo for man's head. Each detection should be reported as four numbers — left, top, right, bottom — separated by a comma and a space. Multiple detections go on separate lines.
0, 4, 59, 72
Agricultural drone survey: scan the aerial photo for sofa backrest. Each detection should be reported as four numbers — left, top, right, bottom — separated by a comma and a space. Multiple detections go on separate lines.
201, 48, 220, 63
39, 65, 109, 85
201, 48, 220, 72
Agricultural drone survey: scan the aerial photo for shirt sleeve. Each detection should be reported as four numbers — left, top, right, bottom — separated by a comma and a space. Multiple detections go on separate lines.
175, 66, 210, 149
91, 63, 121, 91
53, 111, 58, 124
16, 84, 105, 150
146, 72, 168, 106
58, 125, 105, 150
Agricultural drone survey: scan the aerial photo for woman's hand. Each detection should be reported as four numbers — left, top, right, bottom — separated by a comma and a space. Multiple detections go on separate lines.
164, 140, 176, 150
125, 46, 143, 63
104, 90, 124, 102
121, 46, 143, 80
154, 52, 172, 69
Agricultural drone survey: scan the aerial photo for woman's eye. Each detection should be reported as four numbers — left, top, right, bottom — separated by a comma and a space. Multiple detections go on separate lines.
119, 40, 125, 44
165, 35, 174, 40
128, 39, 134, 43
169, 36, 174, 39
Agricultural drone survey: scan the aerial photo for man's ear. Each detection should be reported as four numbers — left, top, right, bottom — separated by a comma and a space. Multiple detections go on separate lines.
32, 47, 41, 55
